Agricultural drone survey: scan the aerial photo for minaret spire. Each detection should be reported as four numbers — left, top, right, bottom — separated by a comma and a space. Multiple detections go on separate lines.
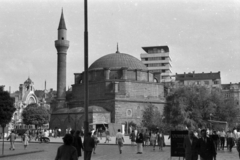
58, 9, 67, 30
116, 43, 120, 53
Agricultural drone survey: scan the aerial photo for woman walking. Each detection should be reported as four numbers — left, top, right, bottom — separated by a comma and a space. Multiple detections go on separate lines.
23, 131, 30, 149
150, 131, 157, 150
92, 131, 99, 154
157, 131, 165, 151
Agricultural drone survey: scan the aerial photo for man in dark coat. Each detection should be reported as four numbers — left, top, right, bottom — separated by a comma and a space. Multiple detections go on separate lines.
136, 129, 144, 154
183, 131, 198, 160
73, 130, 84, 157
83, 132, 95, 160
197, 129, 216, 160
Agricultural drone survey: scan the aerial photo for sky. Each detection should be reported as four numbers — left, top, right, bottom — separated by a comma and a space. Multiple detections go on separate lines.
0, 0, 240, 92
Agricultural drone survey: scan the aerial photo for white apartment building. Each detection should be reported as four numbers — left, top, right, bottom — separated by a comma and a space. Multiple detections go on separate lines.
140, 46, 172, 82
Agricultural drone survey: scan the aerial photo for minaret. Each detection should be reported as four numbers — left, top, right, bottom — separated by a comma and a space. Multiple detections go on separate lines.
55, 9, 69, 105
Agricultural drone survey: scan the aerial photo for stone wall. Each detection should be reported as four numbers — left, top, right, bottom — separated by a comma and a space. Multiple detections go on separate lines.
114, 101, 165, 125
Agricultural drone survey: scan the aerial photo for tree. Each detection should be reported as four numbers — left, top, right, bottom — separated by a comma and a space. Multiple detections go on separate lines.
164, 85, 239, 130
22, 103, 49, 128
0, 87, 15, 155
142, 104, 164, 131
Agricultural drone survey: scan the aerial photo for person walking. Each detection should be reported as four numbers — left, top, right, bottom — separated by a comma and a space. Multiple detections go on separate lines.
23, 131, 30, 149
104, 128, 110, 143
197, 129, 216, 160
116, 129, 124, 154
130, 130, 136, 146
55, 134, 78, 160
92, 131, 99, 154
227, 130, 235, 152
237, 133, 240, 159
150, 131, 157, 150
73, 130, 84, 158
83, 132, 95, 160
136, 129, 143, 154
157, 131, 165, 151
183, 131, 198, 160
220, 130, 226, 150
7, 130, 17, 150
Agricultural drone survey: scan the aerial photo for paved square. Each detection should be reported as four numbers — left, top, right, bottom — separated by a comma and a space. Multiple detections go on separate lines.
0, 142, 239, 160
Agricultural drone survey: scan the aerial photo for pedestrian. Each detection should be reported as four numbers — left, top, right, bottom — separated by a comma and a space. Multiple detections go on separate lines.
210, 131, 219, 154
104, 128, 110, 143
55, 134, 78, 160
58, 128, 61, 137
99, 127, 102, 140
197, 129, 216, 160
183, 131, 198, 160
136, 129, 143, 154
73, 130, 84, 158
23, 131, 30, 149
227, 130, 234, 152
220, 129, 226, 150
130, 130, 136, 146
92, 131, 99, 154
54, 128, 58, 138
157, 130, 165, 151
7, 130, 17, 150
116, 129, 124, 154
236, 133, 240, 159
150, 131, 157, 150
83, 132, 95, 160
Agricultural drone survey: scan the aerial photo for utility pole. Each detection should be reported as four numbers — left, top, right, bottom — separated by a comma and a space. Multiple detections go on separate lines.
84, 0, 89, 159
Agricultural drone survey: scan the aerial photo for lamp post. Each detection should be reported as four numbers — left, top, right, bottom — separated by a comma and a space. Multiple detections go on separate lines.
83, 0, 89, 159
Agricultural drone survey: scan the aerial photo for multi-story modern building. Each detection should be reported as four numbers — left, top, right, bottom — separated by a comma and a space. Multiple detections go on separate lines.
140, 46, 172, 82
175, 71, 221, 89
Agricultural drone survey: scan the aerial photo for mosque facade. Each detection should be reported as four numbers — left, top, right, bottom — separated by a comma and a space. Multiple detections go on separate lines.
50, 11, 166, 132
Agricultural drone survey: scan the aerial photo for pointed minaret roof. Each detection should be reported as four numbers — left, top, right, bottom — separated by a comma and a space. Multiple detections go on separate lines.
58, 9, 67, 30
116, 43, 120, 53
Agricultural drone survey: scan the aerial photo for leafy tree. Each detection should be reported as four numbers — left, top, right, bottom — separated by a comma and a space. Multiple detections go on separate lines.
142, 104, 164, 131
22, 103, 49, 128
164, 85, 238, 130
0, 87, 15, 128
0, 87, 15, 155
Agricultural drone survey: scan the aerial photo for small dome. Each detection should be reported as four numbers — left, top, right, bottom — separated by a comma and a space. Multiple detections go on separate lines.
89, 53, 147, 70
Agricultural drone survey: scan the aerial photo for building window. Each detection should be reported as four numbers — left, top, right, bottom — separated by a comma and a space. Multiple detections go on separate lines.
126, 109, 132, 117
204, 81, 209, 85
214, 81, 218, 84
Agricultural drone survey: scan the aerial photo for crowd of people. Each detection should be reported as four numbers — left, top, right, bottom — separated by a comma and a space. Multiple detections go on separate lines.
5, 126, 240, 160
183, 128, 240, 160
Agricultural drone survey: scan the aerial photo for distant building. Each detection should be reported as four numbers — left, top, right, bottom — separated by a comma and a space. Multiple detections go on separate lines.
140, 46, 172, 82
175, 71, 221, 89
10, 78, 56, 125
222, 83, 240, 106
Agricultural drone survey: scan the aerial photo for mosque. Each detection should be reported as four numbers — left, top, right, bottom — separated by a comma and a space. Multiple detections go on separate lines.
50, 11, 166, 133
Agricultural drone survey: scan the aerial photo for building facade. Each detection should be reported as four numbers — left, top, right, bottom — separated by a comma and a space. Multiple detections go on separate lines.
175, 71, 221, 89
140, 46, 172, 82
50, 12, 166, 133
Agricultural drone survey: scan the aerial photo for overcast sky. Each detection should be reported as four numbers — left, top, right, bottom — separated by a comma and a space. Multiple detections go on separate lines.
0, 0, 240, 92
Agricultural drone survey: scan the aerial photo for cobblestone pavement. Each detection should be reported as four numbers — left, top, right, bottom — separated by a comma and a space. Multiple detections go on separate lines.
0, 142, 239, 160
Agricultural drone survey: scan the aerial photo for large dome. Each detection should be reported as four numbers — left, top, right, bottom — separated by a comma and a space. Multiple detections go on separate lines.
89, 53, 148, 70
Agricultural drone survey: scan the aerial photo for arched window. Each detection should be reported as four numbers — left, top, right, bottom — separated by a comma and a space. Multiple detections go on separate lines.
154, 78, 158, 83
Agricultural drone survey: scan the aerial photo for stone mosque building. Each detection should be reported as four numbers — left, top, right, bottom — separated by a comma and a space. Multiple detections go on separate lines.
50, 11, 166, 132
